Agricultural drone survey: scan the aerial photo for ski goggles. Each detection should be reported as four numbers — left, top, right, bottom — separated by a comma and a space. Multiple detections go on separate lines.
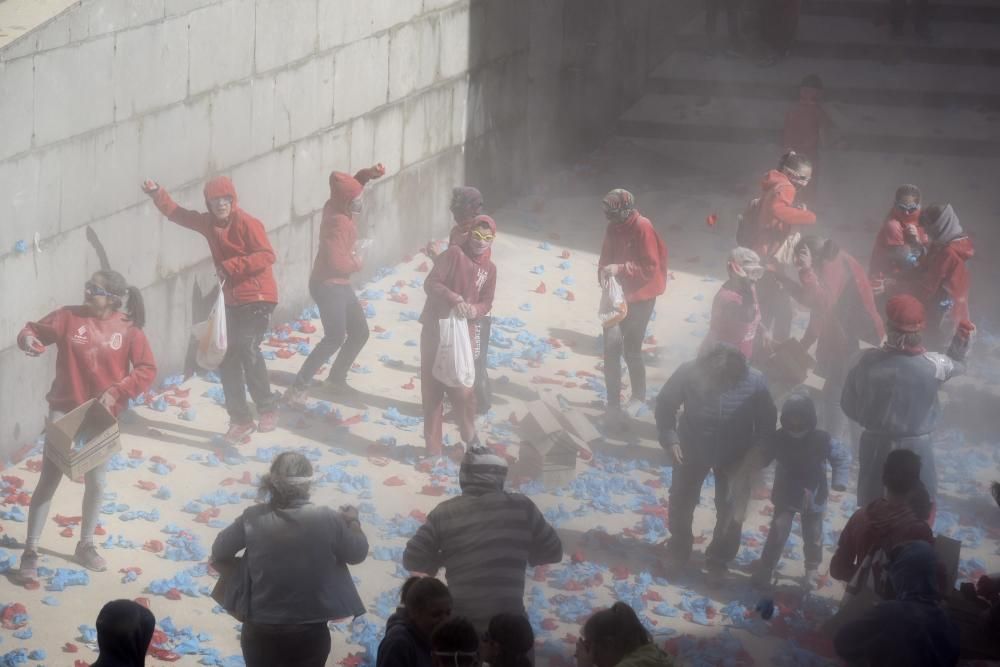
85, 282, 119, 298
470, 229, 495, 242
895, 201, 919, 213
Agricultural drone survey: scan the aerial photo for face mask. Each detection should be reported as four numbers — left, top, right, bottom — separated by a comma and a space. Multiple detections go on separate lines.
349, 197, 363, 215
468, 239, 490, 256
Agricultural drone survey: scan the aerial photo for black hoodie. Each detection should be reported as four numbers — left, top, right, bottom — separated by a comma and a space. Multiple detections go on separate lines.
92, 600, 155, 667
375, 617, 432, 667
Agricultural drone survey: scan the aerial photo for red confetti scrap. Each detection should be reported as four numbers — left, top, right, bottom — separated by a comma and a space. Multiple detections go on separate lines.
417, 262, 429, 272
541, 618, 559, 631
402, 378, 416, 390
298, 321, 317, 334
535, 282, 547, 294
94, 524, 107, 536
389, 293, 409, 304
409, 509, 427, 523
276, 349, 295, 359
144, 540, 164, 553
340, 653, 365, 667
136, 480, 157, 491
54, 514, 82, 527
420, 485, 446, 496
706, 213, 718, 227
384, 476, 406, 487
561, 250, 571, 259
165, 588, 183, 600
22, 580, 40, 590
63, 643, 78, 653
129, 449, 144, 459
373, 325, 386, 333
149, 647, 181, 662
134, 597, 151, 609
565, 290, 575, 301
60, 527, 74, 538
1, 603, 28, 629
25, 459, 43, 473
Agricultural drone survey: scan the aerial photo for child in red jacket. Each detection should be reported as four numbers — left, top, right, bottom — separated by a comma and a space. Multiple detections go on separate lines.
142, 176, 278, 444
598, 189, 668, 424
17, 270, 157, 576
285, 164, 385, 406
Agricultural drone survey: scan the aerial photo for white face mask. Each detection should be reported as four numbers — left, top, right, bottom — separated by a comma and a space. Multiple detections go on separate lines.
349, 196, 363, 215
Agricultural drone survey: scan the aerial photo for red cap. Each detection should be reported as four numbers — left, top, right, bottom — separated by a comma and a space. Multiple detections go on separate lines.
886, 295, 926, 333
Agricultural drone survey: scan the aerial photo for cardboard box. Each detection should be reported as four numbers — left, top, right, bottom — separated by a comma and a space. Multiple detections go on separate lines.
517, 431, 582, 490
542, 397, 602, 444
45, 399, 121, 479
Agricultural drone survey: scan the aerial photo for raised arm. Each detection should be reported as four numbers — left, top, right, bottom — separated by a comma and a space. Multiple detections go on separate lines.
142, 181, 210, 233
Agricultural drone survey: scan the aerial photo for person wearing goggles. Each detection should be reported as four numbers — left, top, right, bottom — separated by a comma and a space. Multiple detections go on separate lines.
430, 618, 480, 667
16, 270, 157, 577
142, 175, 279, 444
869, 185, 927, 305
701, 247, 767, 361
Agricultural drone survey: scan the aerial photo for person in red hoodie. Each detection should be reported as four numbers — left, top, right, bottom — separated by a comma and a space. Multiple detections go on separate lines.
908, 203, 974, 350
598, 189, 668, 424
741, 152, 816, 342
17, 270, 157, 576
781, 75, 834, 206
285, 164, 385, 406
700, 247, 765, 361
142, 176, 278, 444
420, 216, 498, 456
869, 185, 927, 308
830, 449, 934, 591
782, 236, 885, 445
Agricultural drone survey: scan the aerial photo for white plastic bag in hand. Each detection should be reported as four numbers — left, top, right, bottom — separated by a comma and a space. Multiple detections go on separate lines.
193, 284, 228, 370
598, 276, 628, 329
432, 309, 475, 388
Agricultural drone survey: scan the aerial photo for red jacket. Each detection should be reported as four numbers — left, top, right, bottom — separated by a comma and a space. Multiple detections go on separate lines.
151, 177, 278, 306
830, 498, 933, 584
794, 250, 885, 375
781, 87, 831, 159
18, 307, 157, 417
869, 208, 926, 281
598, 211, 668, 304
749, 170, 817, 259
420, 220, 497, 326
910, 237, 974, 328
701, 281, 760, 360
311, 170, 379, 285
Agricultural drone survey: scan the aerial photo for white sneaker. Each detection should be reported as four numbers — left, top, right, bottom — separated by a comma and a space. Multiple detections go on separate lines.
623, 397, 646, 418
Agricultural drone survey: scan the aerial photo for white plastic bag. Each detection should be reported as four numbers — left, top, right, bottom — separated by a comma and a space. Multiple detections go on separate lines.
193, 284, 228, 370
598, 276, 628, 329
432, 309, 475, 388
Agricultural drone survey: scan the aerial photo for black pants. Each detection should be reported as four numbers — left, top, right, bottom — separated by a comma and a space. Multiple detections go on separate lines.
604, 298, 656, 409
472, 316, 492, 415
706, 0, 740, 40
221, 302, 276, 423
294, 281, 370, 389
241, 622, 331, 667
758, 508, 825, 572
889, 0, 928, 32
667, 459, 744, 568
757, 270, 793, 342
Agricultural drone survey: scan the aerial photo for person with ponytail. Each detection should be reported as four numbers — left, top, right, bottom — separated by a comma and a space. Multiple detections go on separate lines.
212, 451, 369, 667
779, 235, 884, 450
575, 603, 672, 667
16, 270, 157, 575
481, 613, 534, 667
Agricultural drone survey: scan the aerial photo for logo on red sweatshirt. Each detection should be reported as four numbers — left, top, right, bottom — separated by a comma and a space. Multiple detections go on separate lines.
71, 325, 89, 345
110, 332, 123, 351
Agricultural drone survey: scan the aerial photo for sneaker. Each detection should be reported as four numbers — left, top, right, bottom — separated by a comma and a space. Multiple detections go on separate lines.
224, 421, 256, 445
623, 397, 646, 418
18, 549, 39, 578
803, 567, 821, 590
283, 387, 310, 409
257, 410, 279, 433
75, 542, 107, 572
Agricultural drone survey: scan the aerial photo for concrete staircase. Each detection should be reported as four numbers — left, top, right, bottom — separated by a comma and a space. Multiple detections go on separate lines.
613, 0, 1000, 322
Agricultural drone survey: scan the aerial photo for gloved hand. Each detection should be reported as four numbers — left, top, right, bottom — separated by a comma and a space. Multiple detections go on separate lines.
141, 179, 159, 195
358, 164, 386, 181
20, 335, 45, 357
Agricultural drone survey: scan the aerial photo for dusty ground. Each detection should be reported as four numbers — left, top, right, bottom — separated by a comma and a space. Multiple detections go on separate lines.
1, 139, 999, 666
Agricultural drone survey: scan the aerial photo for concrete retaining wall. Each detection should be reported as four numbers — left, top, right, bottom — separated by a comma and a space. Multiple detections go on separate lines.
0, 0, 693, 456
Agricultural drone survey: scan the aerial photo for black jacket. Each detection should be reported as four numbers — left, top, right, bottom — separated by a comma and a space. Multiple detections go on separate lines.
375, 617, 433, 667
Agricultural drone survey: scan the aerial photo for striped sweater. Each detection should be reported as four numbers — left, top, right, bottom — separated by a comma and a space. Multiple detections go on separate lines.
402, 490, 563, 631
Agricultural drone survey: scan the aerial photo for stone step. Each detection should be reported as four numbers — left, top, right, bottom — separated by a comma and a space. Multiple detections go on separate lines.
649, 52, 1000, 111
802, 0, 1000, 23
617, 93, 1000, 157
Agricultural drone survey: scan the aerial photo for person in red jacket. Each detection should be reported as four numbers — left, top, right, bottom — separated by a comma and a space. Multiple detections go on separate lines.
782, 236, 884, 445
285, 164, 385, 406
742, 152, 816, 342
142, 176, 278, 444
597, 189, 668, 423
420, 216, 498, 456
700, 247, 765, 361
17, 270, 157, 576
869, 185, 927, 306
830, 449, 934, 590
781, 75, 834, 206
908, 203, 974, 350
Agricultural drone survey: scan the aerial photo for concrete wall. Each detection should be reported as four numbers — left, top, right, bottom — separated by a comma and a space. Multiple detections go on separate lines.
0, 0, 692, 457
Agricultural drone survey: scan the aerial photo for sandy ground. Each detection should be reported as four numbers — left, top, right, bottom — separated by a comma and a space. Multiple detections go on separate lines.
1, 139, 999, 666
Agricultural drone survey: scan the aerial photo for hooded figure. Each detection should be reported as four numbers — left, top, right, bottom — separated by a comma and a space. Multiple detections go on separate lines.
908, 204, 974, 343
419, 216, 499, 455
285, 165, 385, 404
143, 175, 279, 442
753, 394, 850, 588
92, 599, 156, 667
403, 445, 562, 633
701, 247, 764, 360
835, 541, 960, 667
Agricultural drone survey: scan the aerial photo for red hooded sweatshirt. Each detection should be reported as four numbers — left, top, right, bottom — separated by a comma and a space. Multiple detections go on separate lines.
420, 215, 497, 326
749, 170, 817, 259
795, 249, 885, 375
150, 177, 278, 306
311, 168, 381, 285
869, 207, 927, 281
830, 498, 934, 584
911, 237, 974, 327
598, 211, 668, 304
781, 86, 832, 160
18, 307, 157, 417
701, 281, 760, 360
